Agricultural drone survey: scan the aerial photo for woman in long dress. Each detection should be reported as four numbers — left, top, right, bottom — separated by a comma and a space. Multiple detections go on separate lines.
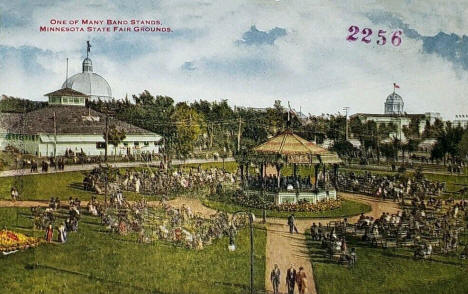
58, 224, 67, 243
296, 266, 307, 294
45, 225, 53, 243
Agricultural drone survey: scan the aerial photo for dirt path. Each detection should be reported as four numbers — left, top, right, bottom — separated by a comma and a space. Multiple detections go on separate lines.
166, 197, 219, 217
263, 193, 401, 294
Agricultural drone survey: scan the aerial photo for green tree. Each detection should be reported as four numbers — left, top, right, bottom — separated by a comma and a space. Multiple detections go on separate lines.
331, 140, 355, 157
457, 129, 468, 159
349, 116, 364, 143
106, 124, 126, 160
431, 123, 464, 164
172, 102, 205, 159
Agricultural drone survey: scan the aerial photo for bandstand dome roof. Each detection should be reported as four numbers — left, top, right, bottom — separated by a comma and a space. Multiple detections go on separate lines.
252, 130, 341, 164
62, 57, 112, 101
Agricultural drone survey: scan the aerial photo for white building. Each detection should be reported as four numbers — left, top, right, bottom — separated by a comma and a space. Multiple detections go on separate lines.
0, 89, 161, 157
0, 42, 162, 157
452, 114, 468, 128
350, 90, 441, 141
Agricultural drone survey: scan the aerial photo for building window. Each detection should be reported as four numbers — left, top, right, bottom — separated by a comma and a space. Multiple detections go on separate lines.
74, 98, 80, 104
96, 142, 106, 149
144, 141, 149, 146
123, 142, 128, 146
134, 141, 140, 146
63, 97, 68, 103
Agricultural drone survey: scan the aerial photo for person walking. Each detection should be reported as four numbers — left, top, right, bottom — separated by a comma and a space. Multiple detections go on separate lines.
286, 264, 296, 294
45, 224, 53, 243
10, 187, 18, 202
296, 266, 307, 294
57, 224, 67, 243
270, 264, 281, 294
288, 214, 298, 234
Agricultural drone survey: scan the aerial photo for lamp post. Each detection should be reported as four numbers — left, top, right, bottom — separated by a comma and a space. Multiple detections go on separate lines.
228, 211, 255, 294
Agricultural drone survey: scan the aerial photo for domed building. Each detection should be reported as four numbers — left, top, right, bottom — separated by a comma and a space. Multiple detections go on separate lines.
384, 92, 404, 114
62, 42, 113, 102
350, 85, 441, 142
0, 42, 162, 157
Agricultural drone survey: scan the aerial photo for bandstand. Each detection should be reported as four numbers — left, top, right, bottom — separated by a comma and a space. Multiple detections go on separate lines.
248, 130, 342, 205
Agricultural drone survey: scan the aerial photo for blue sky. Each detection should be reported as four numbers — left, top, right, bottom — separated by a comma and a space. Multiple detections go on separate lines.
0, 0, 467, 119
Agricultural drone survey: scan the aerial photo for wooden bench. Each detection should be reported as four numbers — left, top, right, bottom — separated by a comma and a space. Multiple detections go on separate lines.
383, 239, 397, 248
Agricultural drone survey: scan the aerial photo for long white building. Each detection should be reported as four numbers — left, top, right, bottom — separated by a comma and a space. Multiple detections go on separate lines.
0, 89, 161, 157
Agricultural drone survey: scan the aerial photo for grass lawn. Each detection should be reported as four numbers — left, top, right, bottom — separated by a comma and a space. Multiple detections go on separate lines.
0, 171, 146, 201
202, 199, 370, 219
0, 207, 266, 294
306, 233, 468, 294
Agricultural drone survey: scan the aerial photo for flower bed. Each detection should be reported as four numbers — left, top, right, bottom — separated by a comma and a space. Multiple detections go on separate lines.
274, 199, 342, 212
210, 189, 342, 212
0, 230, 43, 252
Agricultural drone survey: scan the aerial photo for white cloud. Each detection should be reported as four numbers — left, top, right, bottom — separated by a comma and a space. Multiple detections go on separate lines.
0, 0, 467, 119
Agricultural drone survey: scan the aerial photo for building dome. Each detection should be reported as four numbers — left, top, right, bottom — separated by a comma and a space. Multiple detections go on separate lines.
62, 57, 112, 101
384, 92, 404, 115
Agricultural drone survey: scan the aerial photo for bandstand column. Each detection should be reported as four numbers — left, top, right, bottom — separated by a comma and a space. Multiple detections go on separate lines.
333, 163, 339, 188
314, 163, 320, 190
276, 164, 281, 189
322, 164, 327, 189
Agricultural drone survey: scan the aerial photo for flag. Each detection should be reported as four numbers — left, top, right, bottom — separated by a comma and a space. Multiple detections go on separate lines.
393, 83, 400, 89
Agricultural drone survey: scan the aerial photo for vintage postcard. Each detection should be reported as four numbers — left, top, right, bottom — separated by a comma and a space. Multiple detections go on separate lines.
0, 1, 467, 293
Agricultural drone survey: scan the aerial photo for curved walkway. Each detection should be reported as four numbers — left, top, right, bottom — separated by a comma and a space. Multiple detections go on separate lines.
0, 192, 400, 294
263, 193, 400, 294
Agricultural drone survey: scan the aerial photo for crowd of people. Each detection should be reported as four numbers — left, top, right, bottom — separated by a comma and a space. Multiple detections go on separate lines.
334, 171, 445, 201
248, 174, 317, 192
31, 197, 82, 244
310, 198, 467, 262
99, 196, 247, 250
270, 264, 308, 294
83, 165, 237, 197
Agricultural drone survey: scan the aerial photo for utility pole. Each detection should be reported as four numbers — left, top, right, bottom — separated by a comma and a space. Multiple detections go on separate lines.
210, 122, 214, 149
53, 111, 57, 159
237, 117, 242, 152
65, 58, 69, 87
104, 114, 109, 162
343, 106, 350, 141
249, 213, 254, 294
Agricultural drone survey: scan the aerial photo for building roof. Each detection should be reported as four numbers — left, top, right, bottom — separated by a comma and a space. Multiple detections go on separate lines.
350, 113, 426, 119
62, 57, 112, 100
385, 92, 404, 105
0, 106, 155, 136
44, 87, 89, 97
252, 130, 341, 164
0, 113, 22, 133
254, 130, 327, 155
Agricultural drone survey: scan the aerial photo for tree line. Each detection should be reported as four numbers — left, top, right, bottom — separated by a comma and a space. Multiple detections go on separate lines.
1, 91, 467, 164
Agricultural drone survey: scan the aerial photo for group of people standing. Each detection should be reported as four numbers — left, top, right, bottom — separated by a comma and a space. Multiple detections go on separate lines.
271, 264, 308, 294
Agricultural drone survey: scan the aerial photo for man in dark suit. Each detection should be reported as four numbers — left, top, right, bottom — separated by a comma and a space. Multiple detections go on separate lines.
286, 264, 296, 294
270, 264, 281, 294
288, 214, 298, 234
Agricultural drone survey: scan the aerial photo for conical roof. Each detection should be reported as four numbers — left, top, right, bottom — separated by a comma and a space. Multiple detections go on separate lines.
252, 130, 341, 164
253, 130, 326, 155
